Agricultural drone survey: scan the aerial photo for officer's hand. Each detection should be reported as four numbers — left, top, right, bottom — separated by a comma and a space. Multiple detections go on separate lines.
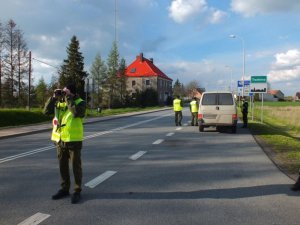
62, 87, 74, 97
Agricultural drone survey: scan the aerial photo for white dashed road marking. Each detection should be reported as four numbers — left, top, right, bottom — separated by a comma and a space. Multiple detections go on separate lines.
129, 151, 147, 160
152, 139, 164, 145
166, 132, 174, 137
17, 212, 50, 225
85, 171, 117, 188
176, 127, 182, 131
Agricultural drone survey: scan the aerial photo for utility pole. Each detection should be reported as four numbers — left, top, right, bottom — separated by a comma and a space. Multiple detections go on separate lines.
115, 0, 117, 44
28, 51, 31, 111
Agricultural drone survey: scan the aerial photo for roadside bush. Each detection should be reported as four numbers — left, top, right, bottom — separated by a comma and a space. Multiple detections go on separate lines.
0, 109, 51, 127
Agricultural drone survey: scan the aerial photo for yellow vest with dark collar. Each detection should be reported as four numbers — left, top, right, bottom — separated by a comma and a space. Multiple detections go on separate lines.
60, 98, 84, 142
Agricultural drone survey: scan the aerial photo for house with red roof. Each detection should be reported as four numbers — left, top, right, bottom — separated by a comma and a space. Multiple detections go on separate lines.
259, 89, 285, 101
125, 53, 173, 104
295, 92, 300, 101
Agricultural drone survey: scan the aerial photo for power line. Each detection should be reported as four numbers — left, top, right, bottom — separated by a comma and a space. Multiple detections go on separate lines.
32, 57, 60, 70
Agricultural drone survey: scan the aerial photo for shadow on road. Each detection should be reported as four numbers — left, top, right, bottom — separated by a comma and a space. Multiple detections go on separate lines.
83, 184, 298, 202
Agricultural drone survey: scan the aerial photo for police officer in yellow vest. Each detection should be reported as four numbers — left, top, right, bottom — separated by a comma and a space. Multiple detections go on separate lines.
44, 83, 86, 204
173, 95, 183, 126
190, 97, 199, 126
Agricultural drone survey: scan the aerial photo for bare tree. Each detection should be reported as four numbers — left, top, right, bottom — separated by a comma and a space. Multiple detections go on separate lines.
185, 80, 202, 99
15, 28, 29, 103
0, 21, 4, 106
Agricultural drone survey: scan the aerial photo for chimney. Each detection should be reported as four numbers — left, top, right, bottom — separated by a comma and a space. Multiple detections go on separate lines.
149, 58, 153, 63
138, 52, 143, 62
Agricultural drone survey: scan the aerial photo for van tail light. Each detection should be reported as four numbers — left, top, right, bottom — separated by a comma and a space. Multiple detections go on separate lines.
232, 114, 238, 120
198, 113, 203, 119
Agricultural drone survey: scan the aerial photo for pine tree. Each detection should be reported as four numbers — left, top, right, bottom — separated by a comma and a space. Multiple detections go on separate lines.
105, 41, 119, 108
90, 52, 107, 106
35, 77, 47, 107
173, 78, 184, 97
118, 57, 127, 106
59, 35, 88, 98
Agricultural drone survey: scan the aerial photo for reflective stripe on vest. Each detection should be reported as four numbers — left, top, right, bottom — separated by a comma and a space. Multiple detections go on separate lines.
173, 99, 182, 111
190, 100, 198, 113
51, 102, 67, 142
60, 98, 84, 142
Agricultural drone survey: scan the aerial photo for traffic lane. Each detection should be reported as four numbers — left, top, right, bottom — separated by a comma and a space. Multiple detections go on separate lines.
0, 110, 175, 224
0, 110, 172, 162
0, 131, 52, 159
43, 120, 299, 225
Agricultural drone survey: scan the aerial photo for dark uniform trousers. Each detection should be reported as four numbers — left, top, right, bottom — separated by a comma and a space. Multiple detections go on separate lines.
191, 112, 198, 126
175, 111, 183, 125
56, 141, 82, 193
243, 112, 248, 127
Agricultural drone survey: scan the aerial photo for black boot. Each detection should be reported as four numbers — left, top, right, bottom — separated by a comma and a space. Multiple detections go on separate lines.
291, 179, 300, 191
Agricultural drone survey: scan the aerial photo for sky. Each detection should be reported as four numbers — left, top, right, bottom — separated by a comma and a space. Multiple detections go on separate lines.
1, 0, 300, 96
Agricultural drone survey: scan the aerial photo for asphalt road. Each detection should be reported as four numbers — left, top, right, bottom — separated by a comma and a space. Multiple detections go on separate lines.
0, 109, 299, 225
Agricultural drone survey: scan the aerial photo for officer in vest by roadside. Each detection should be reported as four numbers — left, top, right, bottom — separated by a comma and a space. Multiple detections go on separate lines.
190, 97, 199, 126
44, 83, 86, 204
173, 95, 183, 126
242, 98, 248, 128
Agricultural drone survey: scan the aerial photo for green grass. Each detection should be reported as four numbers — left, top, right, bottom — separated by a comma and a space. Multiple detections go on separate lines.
242, 102, 300, 174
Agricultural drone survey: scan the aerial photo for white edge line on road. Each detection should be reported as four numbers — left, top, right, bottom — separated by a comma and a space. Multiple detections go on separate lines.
166, 132, 174, 137
129, 151, 147, 160
153, 139, 164, 145
17, 212, 50, 225
0, 146, 54, 164
176, 127, 182, 131
85, 171, 117, 188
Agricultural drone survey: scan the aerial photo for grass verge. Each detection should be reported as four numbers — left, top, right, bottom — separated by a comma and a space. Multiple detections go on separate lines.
243, 104, 300, 177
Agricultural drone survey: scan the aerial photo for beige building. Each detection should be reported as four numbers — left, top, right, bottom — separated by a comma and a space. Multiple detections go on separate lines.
125, 53, 173, 104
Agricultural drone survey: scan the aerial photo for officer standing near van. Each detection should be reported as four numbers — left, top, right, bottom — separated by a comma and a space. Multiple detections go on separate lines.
44, 83, 86, 204
173, 95, 183, 126
242, 98, 248, 128
190, 97, 198, 126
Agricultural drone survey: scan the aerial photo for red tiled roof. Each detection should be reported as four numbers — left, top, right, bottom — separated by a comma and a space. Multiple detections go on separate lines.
268, 90, 279, 95
125, 53, 173, 81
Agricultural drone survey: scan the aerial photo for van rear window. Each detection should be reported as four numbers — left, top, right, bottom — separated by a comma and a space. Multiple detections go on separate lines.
202, 93, 233, 105
218, 93, 234, 105
202, 93, 217, 105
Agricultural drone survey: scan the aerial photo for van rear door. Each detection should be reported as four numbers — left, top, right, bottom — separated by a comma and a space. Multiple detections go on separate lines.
216, 93, 235, 124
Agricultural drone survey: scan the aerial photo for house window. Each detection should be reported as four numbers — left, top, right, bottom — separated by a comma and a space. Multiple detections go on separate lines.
145, 80, 150, 85
130, 68, 136, 73
132, 80, 136, 86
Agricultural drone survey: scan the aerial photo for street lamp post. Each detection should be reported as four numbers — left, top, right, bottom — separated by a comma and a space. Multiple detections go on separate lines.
229, 34, 245, 98
225, 65, 233, 92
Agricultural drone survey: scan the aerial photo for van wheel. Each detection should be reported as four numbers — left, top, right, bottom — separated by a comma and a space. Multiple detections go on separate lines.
232, 126, 237, 133
199, 125, 204, 132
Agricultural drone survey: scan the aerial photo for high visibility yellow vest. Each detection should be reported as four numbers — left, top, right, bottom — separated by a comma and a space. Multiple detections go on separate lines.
190, 100, 198, 113
51, 102, 67, 142
173, 99, 182, 111
60, 98, 84, 142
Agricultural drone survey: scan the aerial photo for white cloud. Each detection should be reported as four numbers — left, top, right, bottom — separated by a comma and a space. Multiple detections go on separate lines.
208, 9, 227, 24
268, 49, 300, 82
231, 0, 300, 17
168, 0, 207, 23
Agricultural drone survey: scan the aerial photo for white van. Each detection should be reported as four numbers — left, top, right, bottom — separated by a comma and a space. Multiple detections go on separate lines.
198, 91, 238, 133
